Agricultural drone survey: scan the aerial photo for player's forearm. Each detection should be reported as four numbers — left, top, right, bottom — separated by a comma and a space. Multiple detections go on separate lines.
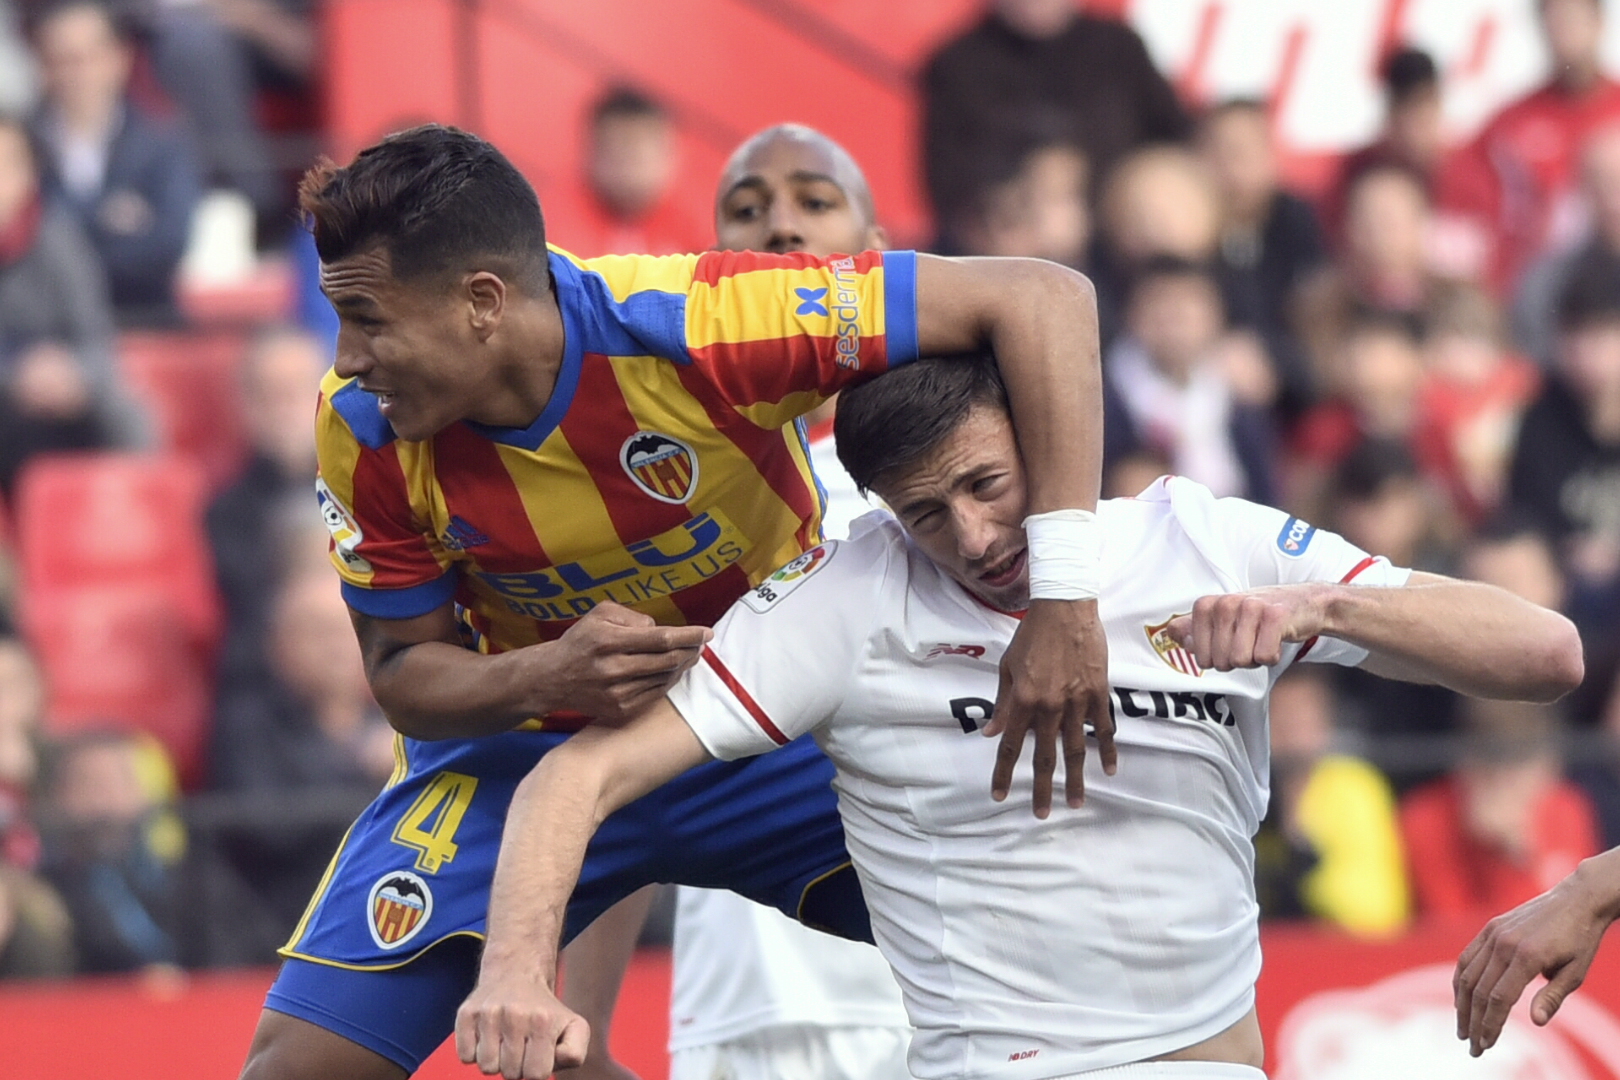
985, 261, 1103, 515
368, 641, 555, 740
1323, 575, 1583, 702
481, 738, 614, 982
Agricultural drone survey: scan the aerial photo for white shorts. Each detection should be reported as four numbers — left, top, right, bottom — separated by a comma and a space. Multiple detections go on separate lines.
1064, 1064, 1267, 1079
668, 1024, 912, 1080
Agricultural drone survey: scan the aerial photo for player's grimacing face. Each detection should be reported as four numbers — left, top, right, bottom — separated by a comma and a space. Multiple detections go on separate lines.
324, 246, 489, 441
716, 138, 883, 257
875, 406, 1032, 612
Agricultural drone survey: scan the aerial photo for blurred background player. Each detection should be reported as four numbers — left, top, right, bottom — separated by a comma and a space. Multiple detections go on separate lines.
563, 123, 910, 1080
547, 85, 707, 258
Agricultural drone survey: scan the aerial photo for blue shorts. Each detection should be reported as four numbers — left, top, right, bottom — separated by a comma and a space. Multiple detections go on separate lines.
266, 729, 865, 1071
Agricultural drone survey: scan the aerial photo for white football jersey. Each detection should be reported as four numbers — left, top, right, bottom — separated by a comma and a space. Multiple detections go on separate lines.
667, 477, 1409, 1080
667, 422, 904, 1053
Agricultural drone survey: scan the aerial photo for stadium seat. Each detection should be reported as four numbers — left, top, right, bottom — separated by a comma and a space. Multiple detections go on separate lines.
14, 454, 223, 784
117, 331, 250, 491
24, 585, 213, 786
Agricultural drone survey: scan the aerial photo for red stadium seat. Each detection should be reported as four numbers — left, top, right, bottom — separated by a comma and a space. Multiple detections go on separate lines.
118, 331, 250, 491
14, 454, 223, 784
24, 585, 213, 785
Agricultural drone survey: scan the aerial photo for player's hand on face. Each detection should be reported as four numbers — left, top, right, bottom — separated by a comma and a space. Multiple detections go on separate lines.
988, 598, 1115, 818
456, 966, 590, 1079
1164, 585, 1329, 672
538, 601, 712, 722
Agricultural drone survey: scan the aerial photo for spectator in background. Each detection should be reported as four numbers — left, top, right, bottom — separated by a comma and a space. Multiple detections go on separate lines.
1572, 668, 1620, 849
1323, 439, 1460, 751
1103, 255, 1275, 502
0, 627, 73, 978
1413, 285, 1539, 524
551, 86, 705, 257
956, 137, 1090, 268
1509, 259, 1620, 641
1197, 98, 1326, 417
1515, 124, 1620, 366
1401, 698, 1599, 920
1090, 144, 1221, 343
1323, 47, 1445, 244
1440, 0, 1620, 294
205, 328, 323, 690
921, 0, 1188, 249
0, 112, 144, 492
37, 729, 183, 973
28, 0, 201, 325
1253, 669, 1409, 936
143, 0, 314, 233
210, 569, 395, 793
1294, 163, 1453, 386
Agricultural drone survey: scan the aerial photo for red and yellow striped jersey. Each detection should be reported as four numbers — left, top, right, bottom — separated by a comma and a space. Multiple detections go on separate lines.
315, 246, 918, 664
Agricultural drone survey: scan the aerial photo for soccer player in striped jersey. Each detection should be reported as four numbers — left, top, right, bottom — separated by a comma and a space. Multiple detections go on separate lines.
238, 124, 1111, 1080
560, 124, 911, 1080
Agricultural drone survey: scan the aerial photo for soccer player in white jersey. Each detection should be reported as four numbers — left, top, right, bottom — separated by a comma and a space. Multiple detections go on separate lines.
456, 354, 1584, 1080
560, 124, 906, 1080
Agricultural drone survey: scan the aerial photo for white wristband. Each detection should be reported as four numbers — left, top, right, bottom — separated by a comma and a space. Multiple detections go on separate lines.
1024, 509, 1101, 601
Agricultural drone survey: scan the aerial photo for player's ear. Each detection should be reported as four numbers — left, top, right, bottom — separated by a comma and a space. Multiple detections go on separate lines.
465, 271, 506, 339
866, 225, 890, 252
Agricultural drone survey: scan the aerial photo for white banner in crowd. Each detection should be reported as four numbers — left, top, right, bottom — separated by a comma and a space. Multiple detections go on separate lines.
1131, 0, 1620, 151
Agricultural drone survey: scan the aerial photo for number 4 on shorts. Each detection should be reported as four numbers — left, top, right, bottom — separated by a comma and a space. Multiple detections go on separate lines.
391, 771, 479, 873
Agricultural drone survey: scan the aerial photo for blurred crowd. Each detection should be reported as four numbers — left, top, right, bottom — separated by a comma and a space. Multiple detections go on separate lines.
4, 0, 1620, 979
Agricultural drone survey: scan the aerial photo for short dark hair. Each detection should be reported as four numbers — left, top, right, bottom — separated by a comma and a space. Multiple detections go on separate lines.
1557, 251, 1620, 331
1381, 47, 1439, 103
834, 353, 1008, 496
591, 85, 667, 127
297, 124, 549, 291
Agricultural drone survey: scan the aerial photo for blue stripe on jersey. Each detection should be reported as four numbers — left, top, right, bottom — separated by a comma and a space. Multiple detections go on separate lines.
557, 253, 690, 365
882, 250, 919, 367
331, 380, 397, 450
341, 571, 459, 619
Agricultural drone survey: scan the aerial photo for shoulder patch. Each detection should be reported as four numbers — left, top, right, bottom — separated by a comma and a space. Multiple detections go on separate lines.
743, 543, 835, 613
1276, 516, 1317, 558
317, 477, 373, 573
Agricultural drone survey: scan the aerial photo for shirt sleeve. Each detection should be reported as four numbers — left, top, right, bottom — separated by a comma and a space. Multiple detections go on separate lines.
667, 525, 897, 760
682, 249, 919, 429
1186, 481, 1412, 667
315, 373, 457, 619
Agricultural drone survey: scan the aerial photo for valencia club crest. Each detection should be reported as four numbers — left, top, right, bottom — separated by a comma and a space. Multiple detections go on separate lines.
621, 431, 699, 504
367, 870, 434, 950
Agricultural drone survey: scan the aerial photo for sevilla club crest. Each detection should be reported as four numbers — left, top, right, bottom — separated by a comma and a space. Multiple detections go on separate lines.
367, 870, 433, 950
621, 431, 699, 504
1145, 615, 1203, 677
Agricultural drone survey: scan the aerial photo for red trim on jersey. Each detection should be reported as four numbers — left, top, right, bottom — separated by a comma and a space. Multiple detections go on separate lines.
433, 424, 551, 572
701, 646, 788, 746
965, 590, 1026, 620
1296, 556, 1380, 661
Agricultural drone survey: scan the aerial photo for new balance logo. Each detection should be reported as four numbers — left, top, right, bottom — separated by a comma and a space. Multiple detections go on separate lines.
440, 515, 489, 551
794, 287, 829, 316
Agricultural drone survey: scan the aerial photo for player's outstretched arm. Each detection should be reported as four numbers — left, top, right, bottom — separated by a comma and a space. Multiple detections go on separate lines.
914, 254, 1114, 817
352, 599, 711, 740
1165, 571, 1583, 702
456, 701, 710, 1079
1456, 847, 1620, 1056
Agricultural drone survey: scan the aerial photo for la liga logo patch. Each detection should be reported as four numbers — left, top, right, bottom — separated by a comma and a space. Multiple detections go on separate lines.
621, 431, 699, 504
743, 543, 833, 612
367, 870, 433, 950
